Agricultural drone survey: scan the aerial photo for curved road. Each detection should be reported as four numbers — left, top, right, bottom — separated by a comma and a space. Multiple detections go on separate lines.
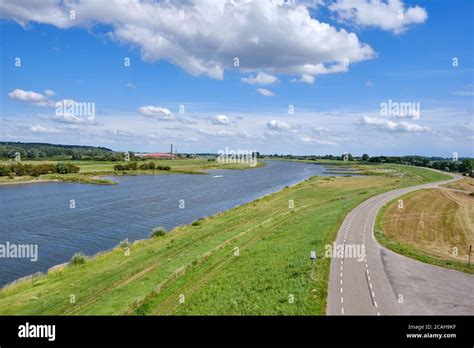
327, 176, 474, 315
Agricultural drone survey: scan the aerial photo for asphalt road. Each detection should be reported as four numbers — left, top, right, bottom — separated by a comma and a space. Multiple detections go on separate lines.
327, 176, 474, 315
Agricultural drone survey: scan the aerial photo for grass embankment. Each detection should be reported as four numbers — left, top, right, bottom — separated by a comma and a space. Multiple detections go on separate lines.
0, 165, 452, 315
0, 159, 264, 185
376, 180, 474, 274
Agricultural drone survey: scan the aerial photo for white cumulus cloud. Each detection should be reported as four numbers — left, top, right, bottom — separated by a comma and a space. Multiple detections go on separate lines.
267, 119, 292, 132
329, 0, 428, 34
8, 89, 53, 106
138, 106, 174, 121
257, 88, 275, 97
361, 116, 431, 132
0, 0, 375, 79
212, 114, 230, 125
291, 74, 315, 84
241, 72, 278, 85
29, 124, 60, 133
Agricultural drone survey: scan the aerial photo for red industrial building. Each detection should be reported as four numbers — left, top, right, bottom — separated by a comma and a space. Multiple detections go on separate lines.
135, 144, 176, 159
135, 153, 174, 159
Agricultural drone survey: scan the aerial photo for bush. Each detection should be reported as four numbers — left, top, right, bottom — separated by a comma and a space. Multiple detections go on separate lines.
150, 226, 167, 238
138, 162, 157, 170
0, 165, 8, 176
0, 162, 67, 177
191, 218, 204, 226
119, 238, 131, 248
55, 162, 80, 174
55, 162, 68, 174
114, 162, 139, 171
65, 163, 80, 173
69, 252, 86, 266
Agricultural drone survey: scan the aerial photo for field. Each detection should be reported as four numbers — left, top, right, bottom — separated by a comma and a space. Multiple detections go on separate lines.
0, 164, 452, 315
0, 158, 264, 185
440, 177, 474, 193
376, 185, 474, 274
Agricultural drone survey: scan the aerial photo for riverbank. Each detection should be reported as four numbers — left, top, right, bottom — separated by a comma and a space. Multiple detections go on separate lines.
0, 164, 451, 315
0, 159, 266, 186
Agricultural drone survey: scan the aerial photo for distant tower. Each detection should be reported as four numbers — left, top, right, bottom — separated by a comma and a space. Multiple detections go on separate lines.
170, 143, 173, 158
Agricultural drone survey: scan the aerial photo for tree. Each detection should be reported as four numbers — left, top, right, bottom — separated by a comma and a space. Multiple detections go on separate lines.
341, 153, 353, 161
459, 159, 473, 174
362, 154, 369, 161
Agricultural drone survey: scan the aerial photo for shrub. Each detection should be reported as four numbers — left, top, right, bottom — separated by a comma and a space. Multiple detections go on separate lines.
56, 162, 79, 174
69, 252, 86, 266
55, 162, 69, 174
0, 165, 8, 176
150, 226, 167, 238
119, 238, 131, 248
138, 162, 157, 170
191, 218, 204, 226
65, 163, 80, 173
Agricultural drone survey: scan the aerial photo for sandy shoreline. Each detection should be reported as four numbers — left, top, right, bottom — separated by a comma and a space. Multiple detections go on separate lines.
0, 178, 61, 186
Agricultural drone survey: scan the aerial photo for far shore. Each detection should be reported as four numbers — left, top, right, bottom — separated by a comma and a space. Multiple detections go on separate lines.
0, 160, 267, 187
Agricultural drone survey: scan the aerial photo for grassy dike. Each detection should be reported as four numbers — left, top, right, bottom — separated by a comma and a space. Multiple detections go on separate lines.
0, 165, 451, 315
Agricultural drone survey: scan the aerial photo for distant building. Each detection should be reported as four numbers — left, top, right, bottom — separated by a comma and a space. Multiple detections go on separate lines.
135, 144, 177, 159
135, 153, 174, 159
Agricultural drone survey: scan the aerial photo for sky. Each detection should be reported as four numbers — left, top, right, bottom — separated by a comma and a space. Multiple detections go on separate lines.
0, 0, 473, 156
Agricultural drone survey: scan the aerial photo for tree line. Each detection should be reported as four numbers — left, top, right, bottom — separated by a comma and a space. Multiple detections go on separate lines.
366, 155, 473, 174
0, 162, 80, 177
113, 162, 171, 171
0, 142, 122, 161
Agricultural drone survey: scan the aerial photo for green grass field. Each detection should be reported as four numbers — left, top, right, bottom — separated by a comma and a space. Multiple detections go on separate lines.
0, 164, 452, 315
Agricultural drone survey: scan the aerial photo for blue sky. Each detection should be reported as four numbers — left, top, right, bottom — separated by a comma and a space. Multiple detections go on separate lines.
0, 0, 472, 156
